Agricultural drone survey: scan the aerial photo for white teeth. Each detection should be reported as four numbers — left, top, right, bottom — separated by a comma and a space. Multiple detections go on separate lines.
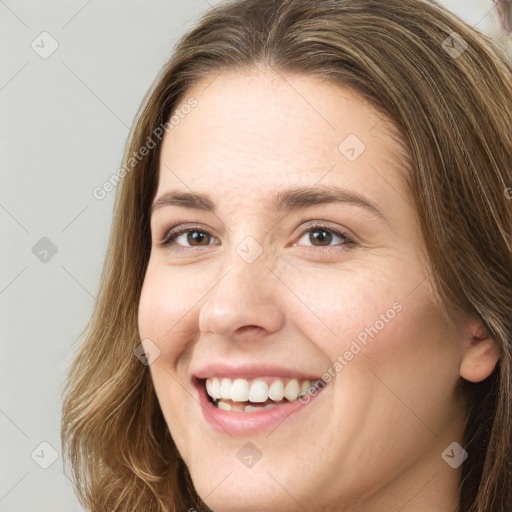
217, 401, 232, 411
268, 380, 284, 401
211, 378, 221, 398
299, 380, 311, 396
244, 404, 277, 412
220, 378, 232, 399
249, 380, 268, 403
205, 376, 321, 404
231, 378, 250, 401
284, 378, 300, 401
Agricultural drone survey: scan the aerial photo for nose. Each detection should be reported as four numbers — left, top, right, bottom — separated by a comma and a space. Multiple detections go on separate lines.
197, 247, 285, 342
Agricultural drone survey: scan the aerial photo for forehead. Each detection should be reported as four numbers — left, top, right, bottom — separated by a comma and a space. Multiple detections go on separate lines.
157, 69, 409, 212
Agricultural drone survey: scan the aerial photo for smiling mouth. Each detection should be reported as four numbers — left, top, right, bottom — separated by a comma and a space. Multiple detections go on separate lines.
200, 376, 326, 413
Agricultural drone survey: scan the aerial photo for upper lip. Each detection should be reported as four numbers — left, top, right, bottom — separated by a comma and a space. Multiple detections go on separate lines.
193, 363, 323, 381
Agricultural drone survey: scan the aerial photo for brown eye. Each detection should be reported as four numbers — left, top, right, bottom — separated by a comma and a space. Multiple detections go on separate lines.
162, 227, 218, 250
183, 231, 210, 246
295, 225, 355, 250
308, 228, 334, 246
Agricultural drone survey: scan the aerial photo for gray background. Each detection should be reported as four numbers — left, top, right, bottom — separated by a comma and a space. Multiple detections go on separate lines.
1, 1, 510, 511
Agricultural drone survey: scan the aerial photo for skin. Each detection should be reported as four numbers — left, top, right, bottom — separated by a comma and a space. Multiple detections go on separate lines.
137, 68, 500, 512
494, 0, 512, 35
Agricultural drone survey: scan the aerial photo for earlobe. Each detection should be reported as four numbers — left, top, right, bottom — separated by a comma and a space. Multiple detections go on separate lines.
459, 335, 501, 383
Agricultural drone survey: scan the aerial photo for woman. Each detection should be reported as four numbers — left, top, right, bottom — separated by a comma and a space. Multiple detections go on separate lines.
61, 0, 512, 511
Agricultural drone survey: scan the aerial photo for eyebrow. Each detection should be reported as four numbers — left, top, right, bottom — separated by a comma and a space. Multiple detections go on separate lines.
150, 185, 388, 223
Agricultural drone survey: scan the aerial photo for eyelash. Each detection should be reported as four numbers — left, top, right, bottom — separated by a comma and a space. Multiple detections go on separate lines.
159, 222, 357, 253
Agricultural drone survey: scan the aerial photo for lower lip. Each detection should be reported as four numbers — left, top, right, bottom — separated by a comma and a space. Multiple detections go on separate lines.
193, 379, 324, 436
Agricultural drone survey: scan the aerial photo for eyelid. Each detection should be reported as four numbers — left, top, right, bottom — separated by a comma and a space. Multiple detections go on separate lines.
295, 218, 357, 240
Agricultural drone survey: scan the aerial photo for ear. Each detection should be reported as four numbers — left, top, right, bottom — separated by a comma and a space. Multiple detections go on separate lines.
459, 319, 500, 383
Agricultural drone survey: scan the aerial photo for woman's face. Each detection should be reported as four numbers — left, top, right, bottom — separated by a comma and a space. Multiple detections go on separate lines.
138, 69, 469, 512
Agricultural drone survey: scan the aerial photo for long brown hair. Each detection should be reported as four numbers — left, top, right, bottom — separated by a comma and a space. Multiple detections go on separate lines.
61, 1, 512, 510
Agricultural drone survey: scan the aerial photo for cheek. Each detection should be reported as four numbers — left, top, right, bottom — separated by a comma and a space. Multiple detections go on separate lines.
292, 268, 461, 487
137, 263, 202, 459
289, 260, 458, 383
138, 262, 202, 362
285, 262, 407, 360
